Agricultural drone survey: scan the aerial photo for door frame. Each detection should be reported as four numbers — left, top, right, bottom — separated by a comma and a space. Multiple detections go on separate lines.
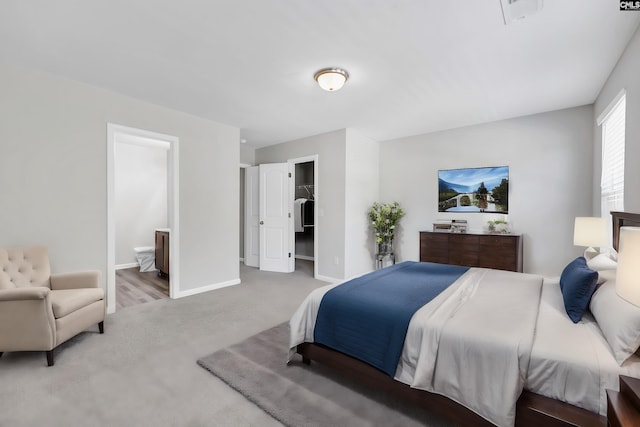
289, 154, 319, 279
240, 163, 256, 266
106, 123, 180, 313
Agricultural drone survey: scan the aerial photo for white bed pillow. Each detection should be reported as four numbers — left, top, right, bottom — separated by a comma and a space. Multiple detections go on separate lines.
590, 280, 640, 365
587, 253, 617, 271
596, 269, 617, 285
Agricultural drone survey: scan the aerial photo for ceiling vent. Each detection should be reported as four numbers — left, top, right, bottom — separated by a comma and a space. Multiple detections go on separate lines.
500, 0, 543, 25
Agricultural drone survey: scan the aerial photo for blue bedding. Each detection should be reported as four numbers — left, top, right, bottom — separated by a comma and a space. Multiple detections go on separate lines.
314, 261, 469, 376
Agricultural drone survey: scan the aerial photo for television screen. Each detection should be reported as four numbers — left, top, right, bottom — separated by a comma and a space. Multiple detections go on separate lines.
438, 166, 509, 213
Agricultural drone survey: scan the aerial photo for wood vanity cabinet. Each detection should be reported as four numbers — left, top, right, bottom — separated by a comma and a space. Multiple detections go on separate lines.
155, 230, 170, 279
419, 231, 523, 272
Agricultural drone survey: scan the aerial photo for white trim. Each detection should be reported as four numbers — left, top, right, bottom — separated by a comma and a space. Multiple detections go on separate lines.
115, 133, 170, 150
295, 255, 315, 261
107, 123, 180, 314
597, 88, 626, 125
288, 154, 319, 280
174, 278, 241, 298
315, 274, 341, 283
115, 263, 139, 270
239, 163, 251, 262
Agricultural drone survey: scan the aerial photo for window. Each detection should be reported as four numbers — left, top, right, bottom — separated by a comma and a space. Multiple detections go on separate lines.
597, 89, 626, 244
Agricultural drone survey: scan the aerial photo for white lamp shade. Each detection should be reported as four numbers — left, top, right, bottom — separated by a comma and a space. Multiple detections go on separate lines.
617, 227, 640, 306
314, 68, 348, 91
573, 217, 607, 247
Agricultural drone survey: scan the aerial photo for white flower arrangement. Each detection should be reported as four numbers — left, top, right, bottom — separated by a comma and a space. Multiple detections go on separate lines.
368, 202, 405, 244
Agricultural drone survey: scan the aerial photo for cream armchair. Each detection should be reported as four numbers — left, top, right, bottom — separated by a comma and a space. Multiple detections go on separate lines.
0, 246, 105, 366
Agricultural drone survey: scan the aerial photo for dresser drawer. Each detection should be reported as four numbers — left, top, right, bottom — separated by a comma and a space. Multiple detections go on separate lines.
420, 231, 522, 272
449, 235, 479, 266
420, 232, 449, 264
478, 235, 516, 248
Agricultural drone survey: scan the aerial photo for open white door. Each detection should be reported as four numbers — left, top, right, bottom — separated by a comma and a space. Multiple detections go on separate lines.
259, 163, 293, 272
244, 166, 260, 267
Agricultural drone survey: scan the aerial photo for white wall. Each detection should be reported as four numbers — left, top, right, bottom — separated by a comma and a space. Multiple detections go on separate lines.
240, 144, 255, 166
0, 63, 240, 296
115, 142, 168, 266
345, 129, 380, 278
380, 106, 594, 276
256, 130, 347, 280
593, 25, 640, 214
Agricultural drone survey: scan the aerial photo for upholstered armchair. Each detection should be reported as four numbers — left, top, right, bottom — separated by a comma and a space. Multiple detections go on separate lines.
0, 246, 105, 366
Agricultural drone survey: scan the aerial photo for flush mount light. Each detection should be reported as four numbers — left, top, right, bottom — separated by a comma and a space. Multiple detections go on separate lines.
314, 67, 349, 91
499, 0, 543, 25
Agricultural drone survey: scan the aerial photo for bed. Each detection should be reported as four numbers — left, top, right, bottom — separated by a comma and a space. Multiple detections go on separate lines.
289, 211, 640, 426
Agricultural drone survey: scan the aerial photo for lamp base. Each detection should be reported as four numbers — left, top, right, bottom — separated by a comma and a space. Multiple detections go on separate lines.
583, 247, 599, 261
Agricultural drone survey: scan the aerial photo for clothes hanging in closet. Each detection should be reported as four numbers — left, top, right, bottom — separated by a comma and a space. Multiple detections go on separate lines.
294, 198, 314, 232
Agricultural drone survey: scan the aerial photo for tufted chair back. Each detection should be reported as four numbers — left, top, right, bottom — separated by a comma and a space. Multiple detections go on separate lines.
0, 246, 51, 290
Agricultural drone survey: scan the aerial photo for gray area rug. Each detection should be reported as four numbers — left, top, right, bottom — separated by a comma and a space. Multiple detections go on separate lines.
197, 322, 452, 427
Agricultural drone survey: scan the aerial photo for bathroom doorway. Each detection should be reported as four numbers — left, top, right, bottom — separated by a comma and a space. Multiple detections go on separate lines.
107, 124, 180, 313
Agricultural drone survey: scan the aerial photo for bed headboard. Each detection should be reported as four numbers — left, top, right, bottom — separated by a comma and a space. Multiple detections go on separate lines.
611, 211, 640, 251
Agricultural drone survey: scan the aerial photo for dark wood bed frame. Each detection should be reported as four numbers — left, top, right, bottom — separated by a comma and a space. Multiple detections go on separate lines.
297, 211, 640, 427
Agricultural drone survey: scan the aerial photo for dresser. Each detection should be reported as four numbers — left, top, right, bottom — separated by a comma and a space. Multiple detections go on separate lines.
155, 229, 170, 279
419, 231, 523, 272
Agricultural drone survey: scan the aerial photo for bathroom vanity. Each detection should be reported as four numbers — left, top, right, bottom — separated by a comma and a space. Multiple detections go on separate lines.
155, 229, 170, 279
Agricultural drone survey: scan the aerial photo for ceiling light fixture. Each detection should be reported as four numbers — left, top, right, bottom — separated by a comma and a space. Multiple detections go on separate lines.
500, 0, 543, 25
314, 68, 349, 92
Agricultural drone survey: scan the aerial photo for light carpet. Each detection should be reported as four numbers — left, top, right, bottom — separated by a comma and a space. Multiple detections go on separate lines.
197, 322, 452, 427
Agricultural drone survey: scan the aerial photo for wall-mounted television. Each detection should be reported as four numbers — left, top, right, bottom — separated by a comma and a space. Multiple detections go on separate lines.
438, 166, 509, 213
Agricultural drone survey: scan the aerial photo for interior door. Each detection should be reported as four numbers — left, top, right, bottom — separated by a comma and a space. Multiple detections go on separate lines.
259, 163, 293, 272
244, 166, 260, 267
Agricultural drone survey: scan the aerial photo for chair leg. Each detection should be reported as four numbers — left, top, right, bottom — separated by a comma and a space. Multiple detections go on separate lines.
99, 321, 104, 334
46, 350, 54, 367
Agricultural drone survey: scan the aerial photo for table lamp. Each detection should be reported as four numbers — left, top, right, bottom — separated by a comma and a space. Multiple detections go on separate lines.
617, 226, 640, 306
573, 217, 607, 260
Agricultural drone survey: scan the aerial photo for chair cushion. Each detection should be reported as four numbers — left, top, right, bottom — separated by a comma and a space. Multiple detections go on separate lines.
50, 288, 105, 318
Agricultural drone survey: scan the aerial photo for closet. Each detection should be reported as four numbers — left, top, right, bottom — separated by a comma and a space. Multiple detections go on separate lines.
294, 162, 314, 263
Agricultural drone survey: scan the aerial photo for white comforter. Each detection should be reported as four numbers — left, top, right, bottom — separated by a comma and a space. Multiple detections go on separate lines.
289, 267, 544, 427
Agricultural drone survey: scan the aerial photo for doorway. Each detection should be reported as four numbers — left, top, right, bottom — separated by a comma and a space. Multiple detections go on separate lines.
292, 160, 315, 276
241, 155, 318, 279
107, 124, 180, 314
289, 155, 318, 278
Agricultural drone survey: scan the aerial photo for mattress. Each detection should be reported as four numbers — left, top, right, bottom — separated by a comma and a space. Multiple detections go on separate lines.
526, 277, 640, 415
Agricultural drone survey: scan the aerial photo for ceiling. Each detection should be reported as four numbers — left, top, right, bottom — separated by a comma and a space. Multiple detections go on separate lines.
2, 1, 639, 148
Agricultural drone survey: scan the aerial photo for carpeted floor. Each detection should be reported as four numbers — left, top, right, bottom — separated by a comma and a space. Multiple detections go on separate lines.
0, 261, 325, 427
197, 322, 451, 427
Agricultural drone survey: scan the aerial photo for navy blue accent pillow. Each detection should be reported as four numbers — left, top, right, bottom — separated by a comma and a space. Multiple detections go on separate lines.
560, 256, 599, 323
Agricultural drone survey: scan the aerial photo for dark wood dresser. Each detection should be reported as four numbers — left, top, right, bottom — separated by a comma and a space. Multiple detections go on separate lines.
419, 231, 523, 272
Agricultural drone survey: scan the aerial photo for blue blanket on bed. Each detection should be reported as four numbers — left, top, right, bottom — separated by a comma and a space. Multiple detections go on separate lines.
314, 261, 469, 376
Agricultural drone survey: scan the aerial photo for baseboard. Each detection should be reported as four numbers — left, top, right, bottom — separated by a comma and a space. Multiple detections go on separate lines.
115, 262, 139, 270
174, 278, 241, 298
295, 255, 315, 261
239, 257, 245, 262
315, 274, 342, 284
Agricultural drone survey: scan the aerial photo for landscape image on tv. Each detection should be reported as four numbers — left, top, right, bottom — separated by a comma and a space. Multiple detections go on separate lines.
438, 166, 509, 213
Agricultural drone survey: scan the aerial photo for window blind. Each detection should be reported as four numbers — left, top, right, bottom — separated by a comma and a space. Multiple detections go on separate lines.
599, 91, 626, 242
